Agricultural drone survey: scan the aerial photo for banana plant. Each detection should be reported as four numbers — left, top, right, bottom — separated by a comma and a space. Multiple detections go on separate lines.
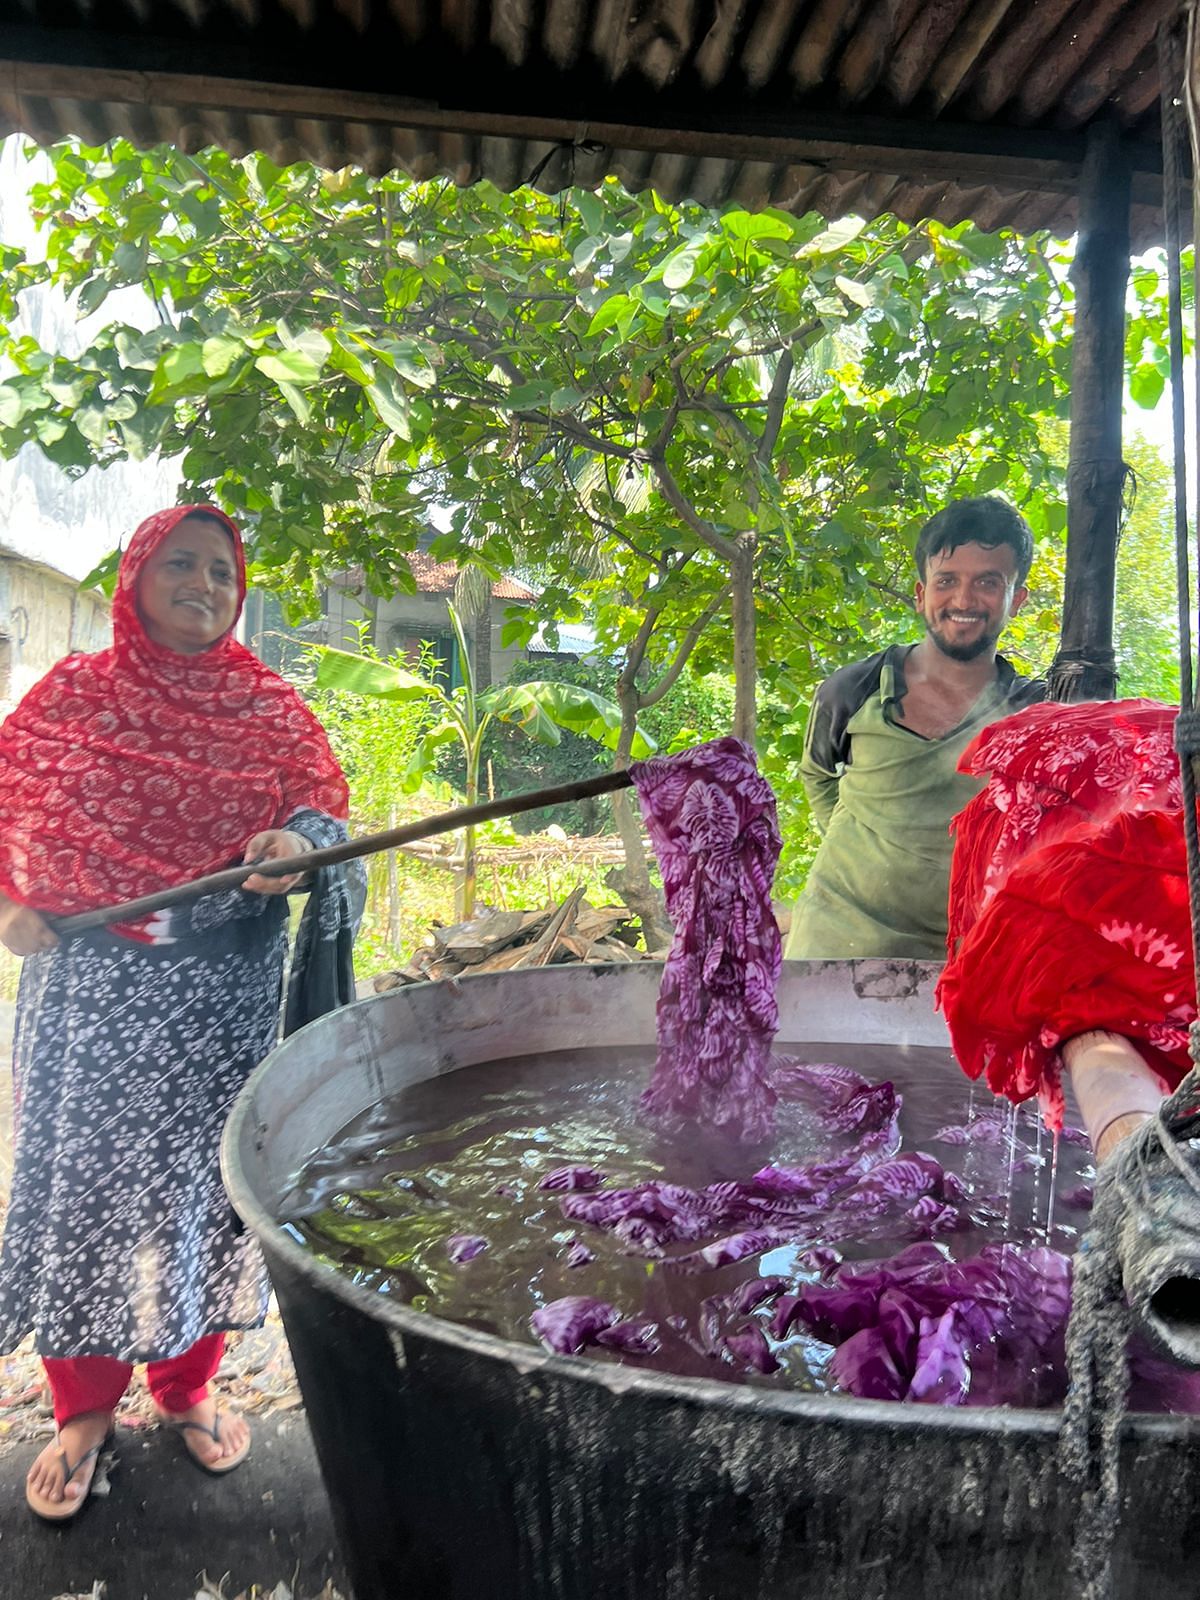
313, 603, 655, 917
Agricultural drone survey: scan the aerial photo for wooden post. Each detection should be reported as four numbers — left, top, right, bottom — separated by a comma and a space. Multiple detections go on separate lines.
1049, 120, 1131, 704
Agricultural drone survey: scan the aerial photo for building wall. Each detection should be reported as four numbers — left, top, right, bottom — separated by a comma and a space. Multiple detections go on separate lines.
324, 584, 528, 682
0, 552, 110, 711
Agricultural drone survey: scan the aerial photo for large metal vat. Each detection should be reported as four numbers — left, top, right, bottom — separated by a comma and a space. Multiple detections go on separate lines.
222, 961, 1200, 1600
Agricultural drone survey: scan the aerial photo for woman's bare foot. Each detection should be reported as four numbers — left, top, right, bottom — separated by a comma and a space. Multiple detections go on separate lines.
155, 1391, 250, 1472
26, 1408, 113, 1517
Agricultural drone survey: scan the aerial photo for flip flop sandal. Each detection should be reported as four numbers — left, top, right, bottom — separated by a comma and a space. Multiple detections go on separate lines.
156, 1407, 251, 1475
25, 1429, 115, 1523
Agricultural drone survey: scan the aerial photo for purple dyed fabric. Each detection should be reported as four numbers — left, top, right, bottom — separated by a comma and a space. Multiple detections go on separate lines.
723, 1324, 779, 1374
773, 1059, 899, 1135
595, 1318, 663, 1356
630, 738, 782, 1142
556, 1115, 962, 1273
531, 1297, 661, 1358
445, 1233, 489, 1264
531, 1296, 620, 1353
776, 1242, 1071, 1406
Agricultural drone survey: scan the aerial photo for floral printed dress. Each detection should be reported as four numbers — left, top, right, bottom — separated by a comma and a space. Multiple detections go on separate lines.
0, 808, 357, 1362
936, 700, 1193, 1129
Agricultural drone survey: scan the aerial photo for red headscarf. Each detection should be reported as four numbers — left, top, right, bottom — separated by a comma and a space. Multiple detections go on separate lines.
0, 505, 349, 916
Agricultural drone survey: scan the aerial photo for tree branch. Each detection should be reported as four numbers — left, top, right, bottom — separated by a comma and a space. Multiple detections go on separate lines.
649, 456, 738, 562
615, 601, 663, 730
640, 584, 732, 708
757, 348, 794, 466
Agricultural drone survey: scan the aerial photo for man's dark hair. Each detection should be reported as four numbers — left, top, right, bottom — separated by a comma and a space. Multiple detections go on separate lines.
914, 496, 1034, 587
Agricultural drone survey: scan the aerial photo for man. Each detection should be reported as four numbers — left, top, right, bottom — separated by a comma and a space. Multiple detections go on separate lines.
787, 496, 1045, 962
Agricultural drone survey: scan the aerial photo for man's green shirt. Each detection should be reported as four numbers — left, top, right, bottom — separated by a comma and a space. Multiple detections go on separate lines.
786, 644, 1044, 962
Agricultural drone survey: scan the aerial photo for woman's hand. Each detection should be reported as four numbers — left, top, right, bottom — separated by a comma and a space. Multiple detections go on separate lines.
241, 829, 313, 896
0, 894, 59, 956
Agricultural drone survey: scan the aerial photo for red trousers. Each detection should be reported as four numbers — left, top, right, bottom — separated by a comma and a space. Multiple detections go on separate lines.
42, 1333, 225, 1428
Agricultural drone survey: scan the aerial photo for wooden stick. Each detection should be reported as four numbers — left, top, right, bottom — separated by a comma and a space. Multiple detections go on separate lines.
49, 768, 637, 936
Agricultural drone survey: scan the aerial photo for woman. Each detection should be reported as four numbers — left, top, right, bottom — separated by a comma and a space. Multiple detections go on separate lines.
0, 505, 359, 1520
937, 698, 1189, 1157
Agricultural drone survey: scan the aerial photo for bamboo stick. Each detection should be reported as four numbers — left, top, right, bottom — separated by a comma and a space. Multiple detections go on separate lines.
49, 769, 637, 936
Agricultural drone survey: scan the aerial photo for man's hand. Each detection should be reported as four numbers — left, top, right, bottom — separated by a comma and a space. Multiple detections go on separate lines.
0, 895, 59, 956
241, 830, 312, 896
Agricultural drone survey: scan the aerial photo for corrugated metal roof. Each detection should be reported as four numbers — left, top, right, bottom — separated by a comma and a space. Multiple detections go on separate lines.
0, 1, 1174, 242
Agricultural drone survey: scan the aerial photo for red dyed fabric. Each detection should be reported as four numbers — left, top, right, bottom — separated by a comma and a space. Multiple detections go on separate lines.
937, 699, 1192, 1128
0, 505, 348, 917
945, 698, 1180, 956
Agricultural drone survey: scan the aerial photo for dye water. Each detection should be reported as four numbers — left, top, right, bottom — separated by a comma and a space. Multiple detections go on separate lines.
280, 1041, 1121, 1404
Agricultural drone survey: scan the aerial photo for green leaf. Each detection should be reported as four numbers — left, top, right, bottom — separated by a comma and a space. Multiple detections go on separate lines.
721, 209, 794, 242
661, 237, 706, 291
548, 386, 583, 413
78, 546, 122, 596
1129, 364, 1166, 410
0, 384, 23, 426
329, 335, 375, 386
201, 334, 244, 378
76, 274, 114, 318
254, 349, 323, 387
313, 645, 442, 701
46, 372, 90, 408
118, 406, 171, 460
479, 680, 656, 756
573, 234, 602, 271
401, 723, 463, 791
834, 274, 875, 309
973, 458, 1009, 492
152, 341, 205, 396
114, 326, 170, 371
370, 337, 437, 389
365, 372, 411, 438
507, 380, 554, 410
277, 379, 312, 424
803, 217, 867, 256
75, 403, 110, 447
586, 295, 629, 336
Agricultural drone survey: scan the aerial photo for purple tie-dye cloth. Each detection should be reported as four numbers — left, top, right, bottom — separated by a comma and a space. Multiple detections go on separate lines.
630, 737, 783, 1142
771, 1242, 1072, 1405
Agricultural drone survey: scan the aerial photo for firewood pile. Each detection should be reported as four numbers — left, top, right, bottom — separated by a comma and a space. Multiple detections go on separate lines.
372, 887, 665, 991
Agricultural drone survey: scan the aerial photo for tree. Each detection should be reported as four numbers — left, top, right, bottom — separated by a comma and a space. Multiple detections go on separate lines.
0, 142, 1076, 731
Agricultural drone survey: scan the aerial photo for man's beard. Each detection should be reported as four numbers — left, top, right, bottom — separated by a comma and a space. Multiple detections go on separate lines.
924, 615, 1001, 662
